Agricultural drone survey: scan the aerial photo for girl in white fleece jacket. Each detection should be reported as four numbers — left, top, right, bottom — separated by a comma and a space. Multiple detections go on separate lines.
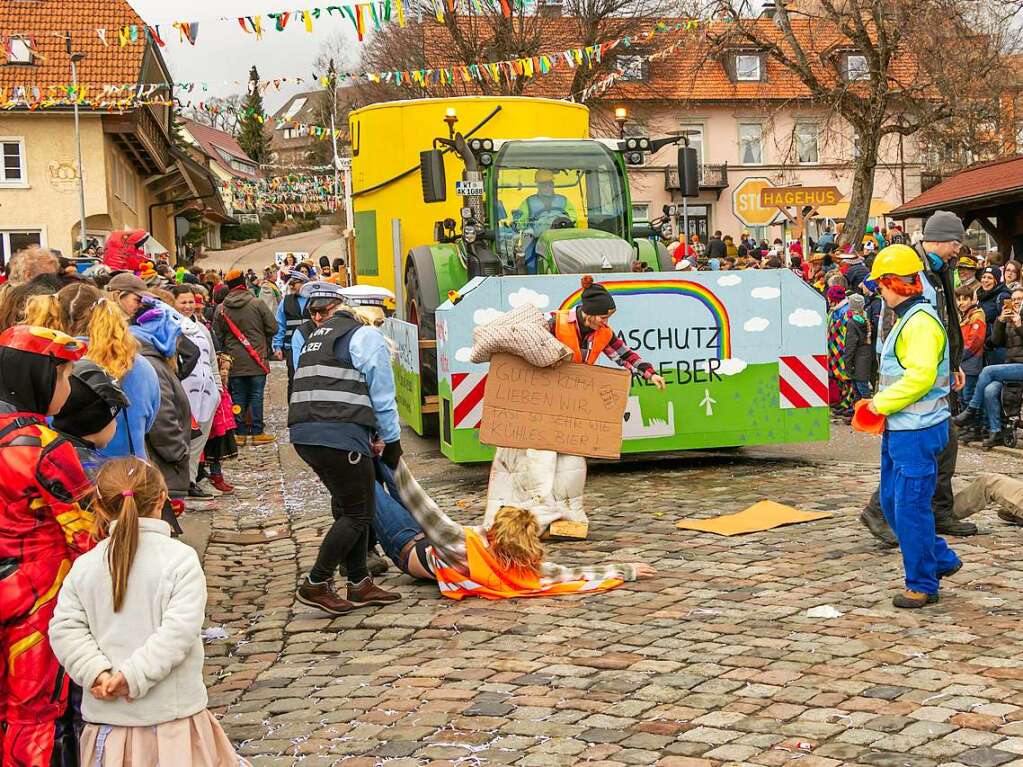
50, 457, 248, 766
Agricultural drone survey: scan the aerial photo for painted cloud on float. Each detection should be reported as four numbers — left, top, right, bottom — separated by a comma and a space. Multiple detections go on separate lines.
508, 287, 551, 310
788, 308, 823, 327
743, 317, 770, 333
751, 286, 781, 300
717, 275, 742, 287
473, 308, 505, 325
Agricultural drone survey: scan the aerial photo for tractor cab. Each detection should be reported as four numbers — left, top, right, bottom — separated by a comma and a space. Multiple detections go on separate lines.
488, 139, 633, 275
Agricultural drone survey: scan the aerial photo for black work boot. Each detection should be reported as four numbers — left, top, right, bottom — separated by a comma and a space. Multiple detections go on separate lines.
982, 431, 1002, 450
935, 514, 979, 537
859, 506, 899, 548
952, 407, 980, 427
958, 425, 980, 444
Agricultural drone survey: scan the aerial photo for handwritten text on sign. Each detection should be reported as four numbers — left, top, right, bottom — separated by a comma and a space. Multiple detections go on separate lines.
479, 354, 631, 459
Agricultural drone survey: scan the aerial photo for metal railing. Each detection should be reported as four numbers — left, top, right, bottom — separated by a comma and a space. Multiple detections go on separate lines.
664, 163, 729, 191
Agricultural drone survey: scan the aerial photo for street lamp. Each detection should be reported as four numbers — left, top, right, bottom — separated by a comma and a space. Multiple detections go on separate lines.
443, 107, 458, 139
66, 33, 88, 256
614, 107, 628, 139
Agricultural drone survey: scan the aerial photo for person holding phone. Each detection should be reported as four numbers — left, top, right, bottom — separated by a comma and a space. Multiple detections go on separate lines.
955, 287, 1023, 447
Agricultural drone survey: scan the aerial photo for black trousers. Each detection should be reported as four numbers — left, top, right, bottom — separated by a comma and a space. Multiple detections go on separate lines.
865, 421, 958, 519
285, 346, 296, 401
295, 443, 375, 584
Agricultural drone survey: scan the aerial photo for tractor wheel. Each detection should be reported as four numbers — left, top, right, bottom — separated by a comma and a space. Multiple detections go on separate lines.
405, 258, 439, 437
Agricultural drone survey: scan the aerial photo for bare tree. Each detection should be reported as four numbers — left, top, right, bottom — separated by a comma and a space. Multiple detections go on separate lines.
184, 93, 245, 135
702, 0, 1016, 241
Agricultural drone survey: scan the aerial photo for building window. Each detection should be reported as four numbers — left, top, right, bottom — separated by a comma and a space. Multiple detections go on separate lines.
795, 123, 819, 164
616, 55, 647, 83
111, 151, 137, 211
738, 123, 763, 165
7, 38, 33, 65
0, 230, 43, 269
735, 54, 762, 82
846, 54, 869, 81
0, 139, 26, 184
632, 203, 650, 221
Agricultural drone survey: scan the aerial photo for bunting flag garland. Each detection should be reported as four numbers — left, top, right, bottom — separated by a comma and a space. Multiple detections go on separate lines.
1, 21, 700, 113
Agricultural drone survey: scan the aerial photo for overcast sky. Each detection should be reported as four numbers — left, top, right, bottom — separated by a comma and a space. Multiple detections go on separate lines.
130, 0, 361, 111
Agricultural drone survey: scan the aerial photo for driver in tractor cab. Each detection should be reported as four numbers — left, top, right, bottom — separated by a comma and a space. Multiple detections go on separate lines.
515, 170, 578, 273
517, 170, 578, 234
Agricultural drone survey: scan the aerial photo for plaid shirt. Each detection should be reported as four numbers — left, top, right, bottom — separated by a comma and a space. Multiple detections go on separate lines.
394, 461, 638, 584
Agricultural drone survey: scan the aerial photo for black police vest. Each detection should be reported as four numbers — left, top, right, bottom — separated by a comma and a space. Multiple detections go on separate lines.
287, 312, 377, 429
282, 294, 310, 348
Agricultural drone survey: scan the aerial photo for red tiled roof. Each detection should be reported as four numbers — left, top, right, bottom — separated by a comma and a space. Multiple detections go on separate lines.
182, 118, 260, 180
422, 17, 920, 102
891, 154, 1023, 217
0, 0, 153, 91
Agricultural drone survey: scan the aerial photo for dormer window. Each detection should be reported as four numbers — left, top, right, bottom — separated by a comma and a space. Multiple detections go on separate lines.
845, 53, 869, 81
7, 38, 33, 65
736, 54, 762, 81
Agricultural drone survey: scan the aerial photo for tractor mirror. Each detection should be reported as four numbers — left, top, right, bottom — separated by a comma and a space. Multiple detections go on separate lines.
420, 149, 447, 203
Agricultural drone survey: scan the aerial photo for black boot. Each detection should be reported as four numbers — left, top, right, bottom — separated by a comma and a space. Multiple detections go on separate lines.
958, 426, 980, 444
982, 431, 1002, 450
935, 514, 979, 536
859, 506, 899, 548
952, 407, 980, 427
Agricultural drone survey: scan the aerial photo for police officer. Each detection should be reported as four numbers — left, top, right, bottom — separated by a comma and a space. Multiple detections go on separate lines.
272, 269, 311, 398
290, 281, 402, 614
868, 245, 962, 608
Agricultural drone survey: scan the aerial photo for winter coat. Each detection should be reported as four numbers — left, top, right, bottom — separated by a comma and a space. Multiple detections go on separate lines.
131, 315, 191, 497
960, 305, 987, 375
98, 353, 160, 461
213, 288, 277, 378
484, 447, 588, 529
976, 282, 1011, 343
843, 315, 873, 382
179, 317, 220, 424
992, 315, 1023, 364
844, 260, 869, 294
706, 237, 727, 259
49, 517, 208, 727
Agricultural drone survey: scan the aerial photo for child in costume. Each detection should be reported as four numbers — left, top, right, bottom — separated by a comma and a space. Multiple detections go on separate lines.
0, 325, 95, 766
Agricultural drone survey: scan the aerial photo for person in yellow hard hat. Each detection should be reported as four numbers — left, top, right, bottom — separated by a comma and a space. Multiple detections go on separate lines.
867, 243, 962, 609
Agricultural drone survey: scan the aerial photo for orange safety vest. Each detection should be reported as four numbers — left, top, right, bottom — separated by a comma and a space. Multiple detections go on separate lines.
432, 528, 624, 600
553, 309, 613, 366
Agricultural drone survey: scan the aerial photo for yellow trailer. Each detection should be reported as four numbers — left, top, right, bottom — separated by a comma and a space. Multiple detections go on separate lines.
349, 96, 590, 298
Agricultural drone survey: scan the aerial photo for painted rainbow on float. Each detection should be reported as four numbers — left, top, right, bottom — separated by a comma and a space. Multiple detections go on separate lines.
558, 279, 732, 358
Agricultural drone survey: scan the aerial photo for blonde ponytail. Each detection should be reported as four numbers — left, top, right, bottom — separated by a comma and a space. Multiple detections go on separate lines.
23, 294, 64, 330
487, 506, 544, 574
85, 300, 139, 380
93, 458, 167, 612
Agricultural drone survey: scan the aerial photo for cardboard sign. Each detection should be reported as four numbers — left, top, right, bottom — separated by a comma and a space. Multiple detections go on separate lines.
479, 354, 631, 459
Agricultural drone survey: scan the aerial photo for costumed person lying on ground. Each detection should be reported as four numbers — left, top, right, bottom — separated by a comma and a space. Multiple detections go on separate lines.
865, 245, 962, 609
373, 460, 655, 598
950, 472, 1023, 527
484, 276, 665, 534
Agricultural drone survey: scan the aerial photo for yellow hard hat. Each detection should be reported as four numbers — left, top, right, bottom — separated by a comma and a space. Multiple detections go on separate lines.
535, 169, 555, 184
869, 244, 923, 280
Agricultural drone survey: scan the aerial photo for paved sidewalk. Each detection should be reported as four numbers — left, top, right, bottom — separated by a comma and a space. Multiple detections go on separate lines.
196, 377, 1023, 767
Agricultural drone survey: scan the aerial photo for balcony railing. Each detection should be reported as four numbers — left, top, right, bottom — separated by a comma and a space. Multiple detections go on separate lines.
103, 104, 171, 175
664, 163, 729, 191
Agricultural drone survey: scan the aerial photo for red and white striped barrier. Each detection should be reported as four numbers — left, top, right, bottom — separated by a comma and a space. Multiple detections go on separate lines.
778, 354, 828, 409
451, 372, 487, 430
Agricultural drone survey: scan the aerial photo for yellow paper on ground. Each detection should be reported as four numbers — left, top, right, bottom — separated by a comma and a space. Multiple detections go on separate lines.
675, 501, 832, 536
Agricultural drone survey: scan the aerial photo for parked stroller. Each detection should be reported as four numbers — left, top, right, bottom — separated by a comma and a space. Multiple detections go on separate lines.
1000, 381, 1023, 448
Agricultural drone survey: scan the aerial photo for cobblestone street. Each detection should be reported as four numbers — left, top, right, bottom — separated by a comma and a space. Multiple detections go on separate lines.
194, 374, 1023, 767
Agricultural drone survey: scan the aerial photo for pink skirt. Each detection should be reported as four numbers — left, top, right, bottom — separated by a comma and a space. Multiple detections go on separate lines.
80, 709, 250, 767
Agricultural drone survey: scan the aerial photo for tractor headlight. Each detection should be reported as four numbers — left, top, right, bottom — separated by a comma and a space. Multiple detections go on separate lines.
469, 139, 482, 151
479, 152, 493, 166
463, 225, 477, 243
625, 151, 644, 165
482, 139, 494, 150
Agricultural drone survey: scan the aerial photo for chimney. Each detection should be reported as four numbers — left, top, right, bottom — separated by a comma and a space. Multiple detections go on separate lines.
539, 0, 563, 17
